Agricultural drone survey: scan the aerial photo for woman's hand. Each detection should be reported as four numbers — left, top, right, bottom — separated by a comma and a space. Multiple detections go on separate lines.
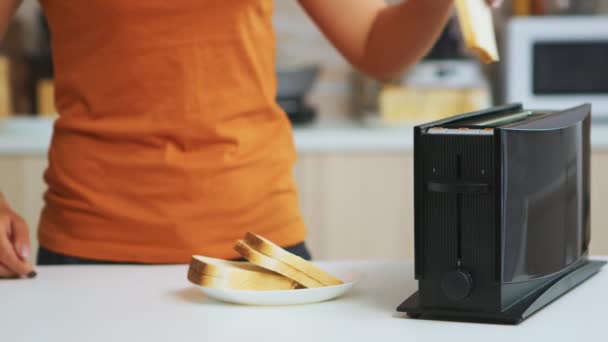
486, 0, 503, 8
0, 193, 36, 278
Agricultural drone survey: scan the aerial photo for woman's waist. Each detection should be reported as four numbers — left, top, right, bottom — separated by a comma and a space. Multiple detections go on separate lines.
52, 100, 290, 139
46, 132, 297, 195
43, 149, 299, 225
49, 111, 295, 164
42, 178, 301, 227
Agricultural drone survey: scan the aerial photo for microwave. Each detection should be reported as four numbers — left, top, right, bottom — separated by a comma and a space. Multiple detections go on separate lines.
506, 16, 608, 119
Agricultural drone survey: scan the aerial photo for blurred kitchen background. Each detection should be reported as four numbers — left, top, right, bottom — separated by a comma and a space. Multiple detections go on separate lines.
2, 0, 608, 261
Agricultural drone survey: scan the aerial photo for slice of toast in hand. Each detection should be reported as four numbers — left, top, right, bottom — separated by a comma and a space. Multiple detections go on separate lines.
234, 240, 327, 288
455, 0, 500, 63
187, 255, 300, 290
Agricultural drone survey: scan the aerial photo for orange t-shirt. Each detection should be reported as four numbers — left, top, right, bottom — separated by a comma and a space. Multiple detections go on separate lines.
37, 0, 306, 262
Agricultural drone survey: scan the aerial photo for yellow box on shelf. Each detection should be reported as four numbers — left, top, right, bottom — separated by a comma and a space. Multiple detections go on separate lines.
37, 78, 57, 117
0, 56, 12, 117
379, 85, 490, 125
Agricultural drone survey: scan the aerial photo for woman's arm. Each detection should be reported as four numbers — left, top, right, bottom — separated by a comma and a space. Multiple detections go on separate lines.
1, 0, 22, 40
298, 0, 499, 80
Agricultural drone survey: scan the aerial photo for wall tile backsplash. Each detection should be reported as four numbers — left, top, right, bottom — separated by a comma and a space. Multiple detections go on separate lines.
274, 2, 354, 122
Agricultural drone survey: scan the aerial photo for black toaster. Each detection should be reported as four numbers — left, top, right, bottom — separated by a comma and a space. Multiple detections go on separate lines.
398, 103, 605, 324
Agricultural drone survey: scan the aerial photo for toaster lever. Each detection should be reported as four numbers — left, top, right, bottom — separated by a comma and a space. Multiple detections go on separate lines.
428, 180, 489, 194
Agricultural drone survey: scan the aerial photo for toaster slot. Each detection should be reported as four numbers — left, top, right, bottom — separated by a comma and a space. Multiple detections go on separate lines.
461, 110, 534, 127
427, 127, 494, 135
426, 110, 540, 134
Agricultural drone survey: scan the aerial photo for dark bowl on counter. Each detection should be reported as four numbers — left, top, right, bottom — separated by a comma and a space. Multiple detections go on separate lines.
276, 65, 320, 125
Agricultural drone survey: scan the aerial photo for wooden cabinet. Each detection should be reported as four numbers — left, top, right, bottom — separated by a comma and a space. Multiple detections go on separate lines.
294, 153, 414, 260
0, 156, 46, 262
296, 151, 608, 259
1, 150, 608, 263
591, 151, 608, 255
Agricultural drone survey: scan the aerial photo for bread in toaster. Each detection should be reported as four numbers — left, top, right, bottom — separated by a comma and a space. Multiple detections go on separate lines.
187, 255, 300, 290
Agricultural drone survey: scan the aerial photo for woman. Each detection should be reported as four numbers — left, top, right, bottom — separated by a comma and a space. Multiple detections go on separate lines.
0, 0, 500, 278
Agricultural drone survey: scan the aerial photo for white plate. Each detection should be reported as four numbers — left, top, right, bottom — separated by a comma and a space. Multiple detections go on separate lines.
196, 265, 362, 306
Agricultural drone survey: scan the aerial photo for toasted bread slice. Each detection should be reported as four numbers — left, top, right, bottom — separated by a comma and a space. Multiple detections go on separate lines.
234, 240, 326, 288
189, 273, 300, 291
455, 0, 500, 63
187, 255, 300, 290
189, 255, 277, 278
243, 232, 343, 286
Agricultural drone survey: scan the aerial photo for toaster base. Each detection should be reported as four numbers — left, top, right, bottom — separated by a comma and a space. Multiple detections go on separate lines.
397, 259, 606, 324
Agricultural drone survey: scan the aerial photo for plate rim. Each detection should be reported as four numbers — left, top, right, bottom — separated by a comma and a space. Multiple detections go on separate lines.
195, 269, 363, 294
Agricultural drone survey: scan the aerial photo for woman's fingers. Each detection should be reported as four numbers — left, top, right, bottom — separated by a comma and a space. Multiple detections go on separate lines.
0, 234, 34, 277
0, 214, 35, 277
0, 263, 17, 278
486, 0, 503, 8
0, 193, 36, 279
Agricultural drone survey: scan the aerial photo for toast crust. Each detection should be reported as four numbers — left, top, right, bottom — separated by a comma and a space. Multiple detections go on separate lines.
188, 273, 299, 291
187, 255, 300, 290
234, 240, 326, 288
243, 232, 343, 286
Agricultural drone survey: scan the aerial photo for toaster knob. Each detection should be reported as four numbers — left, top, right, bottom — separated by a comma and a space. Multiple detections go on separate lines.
441, 269, 473, 301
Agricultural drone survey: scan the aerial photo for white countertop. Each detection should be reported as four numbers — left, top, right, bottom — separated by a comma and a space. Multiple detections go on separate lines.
2, 117, 608, 155
0, 117, 415, 155
1, 259, 607, 342
0, 117, 56, 155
